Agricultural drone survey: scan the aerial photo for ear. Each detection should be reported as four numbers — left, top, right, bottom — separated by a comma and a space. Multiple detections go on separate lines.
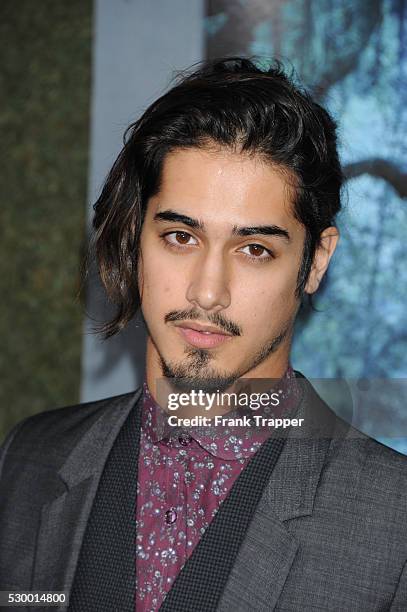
304, 226, 339, 294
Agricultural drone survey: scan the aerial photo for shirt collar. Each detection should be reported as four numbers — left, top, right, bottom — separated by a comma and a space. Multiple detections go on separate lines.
141, 365, 302, 460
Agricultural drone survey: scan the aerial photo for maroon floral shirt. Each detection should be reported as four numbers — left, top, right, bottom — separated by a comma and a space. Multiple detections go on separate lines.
135, 366, 300, 611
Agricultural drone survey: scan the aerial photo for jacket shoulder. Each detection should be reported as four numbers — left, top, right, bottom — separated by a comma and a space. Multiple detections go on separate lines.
335, 417, 407, 471
298, 371, 407, 477
363, 434, 407, 484
0, 388, 142, 471
325, 420, 407, 510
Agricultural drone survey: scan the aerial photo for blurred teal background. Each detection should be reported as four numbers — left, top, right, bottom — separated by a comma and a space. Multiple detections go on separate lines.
206, 0, 407, 377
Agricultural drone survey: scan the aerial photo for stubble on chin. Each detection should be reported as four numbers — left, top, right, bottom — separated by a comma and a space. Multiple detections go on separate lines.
157, 322, 291, 394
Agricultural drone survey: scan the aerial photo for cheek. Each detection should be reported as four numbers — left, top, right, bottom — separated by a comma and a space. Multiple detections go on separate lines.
139, 246, 186, 307
236, 266, 297, 310
139, 234, 167, 291
233, 265, 299, 324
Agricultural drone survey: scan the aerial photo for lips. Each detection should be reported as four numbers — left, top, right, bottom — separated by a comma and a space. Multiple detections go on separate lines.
175, 323, 232, 349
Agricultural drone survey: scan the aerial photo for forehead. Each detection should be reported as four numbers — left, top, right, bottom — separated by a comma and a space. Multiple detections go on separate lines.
150, 146, 302, 235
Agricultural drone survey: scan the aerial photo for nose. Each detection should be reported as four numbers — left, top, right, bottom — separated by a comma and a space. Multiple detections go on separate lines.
186, 248, 231, 312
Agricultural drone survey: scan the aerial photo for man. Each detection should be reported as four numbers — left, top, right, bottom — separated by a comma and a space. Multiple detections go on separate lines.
1, 57, 407, 611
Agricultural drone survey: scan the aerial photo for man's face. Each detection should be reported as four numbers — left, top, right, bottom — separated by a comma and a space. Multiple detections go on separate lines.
139, 146, 306, 393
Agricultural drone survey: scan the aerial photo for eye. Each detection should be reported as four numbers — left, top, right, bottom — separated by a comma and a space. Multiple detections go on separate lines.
161, 231, 198, 249
239, 243, 274, 262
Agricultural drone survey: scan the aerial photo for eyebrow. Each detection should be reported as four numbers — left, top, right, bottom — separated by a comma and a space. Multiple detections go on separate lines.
153, 209, 291, 243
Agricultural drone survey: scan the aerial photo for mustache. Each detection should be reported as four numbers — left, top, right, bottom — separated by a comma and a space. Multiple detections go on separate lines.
164, 308, 242, 337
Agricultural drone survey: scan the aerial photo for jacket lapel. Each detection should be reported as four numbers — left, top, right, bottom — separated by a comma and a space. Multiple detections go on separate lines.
216, 500, 300, 612
31, 388, 143, 599
68, 387, 143, 610
217, 375, 343, 611
217, 436, 333, 611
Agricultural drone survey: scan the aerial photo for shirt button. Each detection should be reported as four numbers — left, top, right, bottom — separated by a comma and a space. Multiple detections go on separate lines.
178, 433, 192, 446
165, 508, 177, 525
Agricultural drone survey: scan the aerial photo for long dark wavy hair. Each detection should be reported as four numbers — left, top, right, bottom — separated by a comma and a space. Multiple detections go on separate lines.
82, 57, 343, 339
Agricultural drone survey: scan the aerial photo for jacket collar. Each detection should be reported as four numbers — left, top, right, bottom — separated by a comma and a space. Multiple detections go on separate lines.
57, 388, 142, 489
267, 372, 341, 522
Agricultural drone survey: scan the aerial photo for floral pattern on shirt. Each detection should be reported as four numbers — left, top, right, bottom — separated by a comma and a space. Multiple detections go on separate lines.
135, 365, 301, 611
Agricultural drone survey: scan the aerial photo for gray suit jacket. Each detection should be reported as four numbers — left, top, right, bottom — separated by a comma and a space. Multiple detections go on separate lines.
1, 373, 407, 611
